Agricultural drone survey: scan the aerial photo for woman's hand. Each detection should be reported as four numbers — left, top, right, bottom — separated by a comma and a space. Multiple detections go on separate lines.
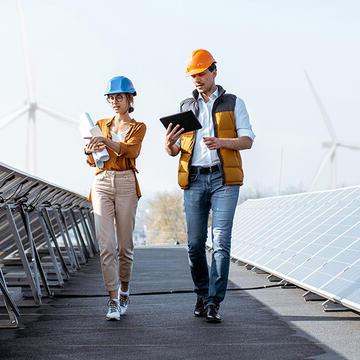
84, 136, 107, 153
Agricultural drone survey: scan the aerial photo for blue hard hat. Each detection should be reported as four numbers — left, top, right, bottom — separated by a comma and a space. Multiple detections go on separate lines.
104, 76, 137, 96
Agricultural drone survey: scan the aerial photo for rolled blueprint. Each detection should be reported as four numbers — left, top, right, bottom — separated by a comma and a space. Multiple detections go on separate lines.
79, 112, 109, 168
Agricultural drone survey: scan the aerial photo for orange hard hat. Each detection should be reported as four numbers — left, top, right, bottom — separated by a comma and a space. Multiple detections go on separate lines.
186, 49, 216, 76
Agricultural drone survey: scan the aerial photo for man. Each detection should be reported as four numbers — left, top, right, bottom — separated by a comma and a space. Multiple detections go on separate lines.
164, 49, 255, 323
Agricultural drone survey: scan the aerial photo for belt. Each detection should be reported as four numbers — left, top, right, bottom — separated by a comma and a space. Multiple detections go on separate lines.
189, 164, 220, 174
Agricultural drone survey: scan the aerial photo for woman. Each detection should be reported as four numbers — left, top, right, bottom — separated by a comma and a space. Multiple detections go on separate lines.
84, 75, 146, 320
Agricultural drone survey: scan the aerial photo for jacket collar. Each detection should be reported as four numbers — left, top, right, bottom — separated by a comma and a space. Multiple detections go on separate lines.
105, 117, 136, 127
104, 118, 136, 139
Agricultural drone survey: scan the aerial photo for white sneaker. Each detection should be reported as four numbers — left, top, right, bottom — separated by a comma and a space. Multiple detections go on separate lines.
118, 290, 130, 315
106, 299, 120, 321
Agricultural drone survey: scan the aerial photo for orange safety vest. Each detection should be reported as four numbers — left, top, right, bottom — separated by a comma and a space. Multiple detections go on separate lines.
178, 86, 244, 189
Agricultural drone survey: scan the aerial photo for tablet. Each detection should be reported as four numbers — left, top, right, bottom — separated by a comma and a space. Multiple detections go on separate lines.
160, 110, 202, 133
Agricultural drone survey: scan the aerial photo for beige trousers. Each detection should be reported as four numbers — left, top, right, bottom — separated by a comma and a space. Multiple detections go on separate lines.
91, 170, 138, 291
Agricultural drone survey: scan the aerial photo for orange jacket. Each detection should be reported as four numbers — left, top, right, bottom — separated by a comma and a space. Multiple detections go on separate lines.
86, 118, 146, 198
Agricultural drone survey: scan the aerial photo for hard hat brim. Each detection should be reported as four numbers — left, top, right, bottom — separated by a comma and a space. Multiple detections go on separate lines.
104, 91, 137, 96
185, 67, 210, 76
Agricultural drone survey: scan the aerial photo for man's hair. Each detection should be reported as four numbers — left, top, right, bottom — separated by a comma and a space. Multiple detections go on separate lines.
208, 62, 217, 73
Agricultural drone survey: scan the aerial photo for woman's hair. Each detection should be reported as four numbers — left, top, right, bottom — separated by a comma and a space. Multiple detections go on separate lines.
126, 94, 134, 113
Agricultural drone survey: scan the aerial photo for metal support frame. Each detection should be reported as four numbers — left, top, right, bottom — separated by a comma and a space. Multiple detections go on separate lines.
84, 209, 98, 252
303, 291, 326, 302
0, 267, 20, 328
52, 208, 78, 271
267, 274, 283, 283
251, 267, 268, 275
20, 206, 53, 297
37, 210, 64, 286
83, 208, 96, 242
40, 208, 70, 280
233, 259, 247, 266
80, 209, 97, 255
5, 204, 41, 305
0, 162, 93, 327
69, 210, 90, 260
63, 209, 86, 264
59, 209, 81, 268
281, 282, 297, 289
322, 300, 349, 312
77, 210, 96, 257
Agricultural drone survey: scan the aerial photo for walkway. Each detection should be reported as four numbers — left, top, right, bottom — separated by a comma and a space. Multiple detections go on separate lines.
1, 247, 359, 359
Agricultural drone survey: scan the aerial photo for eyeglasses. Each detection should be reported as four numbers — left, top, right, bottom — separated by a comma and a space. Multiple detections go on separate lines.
106, 94, 125, 103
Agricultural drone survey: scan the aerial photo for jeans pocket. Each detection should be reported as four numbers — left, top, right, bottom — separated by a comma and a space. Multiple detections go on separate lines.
95, 171, 106, 181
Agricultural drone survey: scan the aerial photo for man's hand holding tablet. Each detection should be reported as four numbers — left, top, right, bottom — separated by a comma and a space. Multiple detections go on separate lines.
160, 110, 202, 133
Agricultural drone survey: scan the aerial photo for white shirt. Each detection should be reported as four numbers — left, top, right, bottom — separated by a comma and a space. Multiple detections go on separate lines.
178, 87, 255, 166
111, 130, 128, 142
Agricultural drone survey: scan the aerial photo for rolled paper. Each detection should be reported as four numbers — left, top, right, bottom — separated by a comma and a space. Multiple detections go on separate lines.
80, 112, 110, 168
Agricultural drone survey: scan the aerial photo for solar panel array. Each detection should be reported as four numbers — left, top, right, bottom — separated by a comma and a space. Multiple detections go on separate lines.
212, 186, 360, 313
0, 162, 96, 327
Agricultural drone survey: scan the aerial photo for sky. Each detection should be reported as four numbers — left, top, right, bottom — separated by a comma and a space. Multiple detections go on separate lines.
0, 0, 359, 200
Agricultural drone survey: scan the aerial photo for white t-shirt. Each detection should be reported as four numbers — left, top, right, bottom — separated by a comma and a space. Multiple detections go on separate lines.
111, 130, 128, 142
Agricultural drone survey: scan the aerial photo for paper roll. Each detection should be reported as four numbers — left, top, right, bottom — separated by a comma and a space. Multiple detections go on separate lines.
79, 112, 110, 168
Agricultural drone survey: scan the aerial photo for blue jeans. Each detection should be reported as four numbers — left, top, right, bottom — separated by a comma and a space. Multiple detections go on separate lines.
184, 171, 239, 306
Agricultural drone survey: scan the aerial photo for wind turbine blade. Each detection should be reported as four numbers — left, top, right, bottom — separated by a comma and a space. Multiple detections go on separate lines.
310, 144, 337, 191
17, 0, 35, 102
0, 104, 29, 129
37, 105, 78, 126
304, 70, 337, 142
337, 143, 360, 151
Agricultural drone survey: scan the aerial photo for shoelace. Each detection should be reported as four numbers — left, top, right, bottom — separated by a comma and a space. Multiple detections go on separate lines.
108, 300, 119, 313
119, 295, 129, 307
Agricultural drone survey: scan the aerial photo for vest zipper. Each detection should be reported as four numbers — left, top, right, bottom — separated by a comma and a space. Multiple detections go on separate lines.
187, 100, 199, 187
212, 92, 226, 185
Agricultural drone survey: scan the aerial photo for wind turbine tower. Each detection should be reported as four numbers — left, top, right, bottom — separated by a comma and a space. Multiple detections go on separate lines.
0, 0, 77, 175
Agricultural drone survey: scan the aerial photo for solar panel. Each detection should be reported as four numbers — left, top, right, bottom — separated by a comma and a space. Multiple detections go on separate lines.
208, 186, 360, 313
0, 162, 96, 327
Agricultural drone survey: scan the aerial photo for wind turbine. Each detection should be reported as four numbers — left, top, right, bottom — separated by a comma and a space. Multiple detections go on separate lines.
0, 0, 77, 175
305, 71, 360, 190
